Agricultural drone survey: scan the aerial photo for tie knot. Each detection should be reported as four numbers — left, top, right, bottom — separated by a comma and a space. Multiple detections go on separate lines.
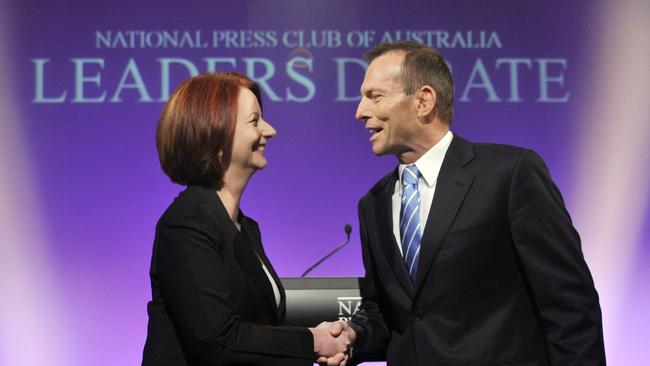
402, 165, 421, 186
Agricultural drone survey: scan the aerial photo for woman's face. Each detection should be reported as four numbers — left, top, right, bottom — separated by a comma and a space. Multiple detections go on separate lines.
229, 88, 277, 173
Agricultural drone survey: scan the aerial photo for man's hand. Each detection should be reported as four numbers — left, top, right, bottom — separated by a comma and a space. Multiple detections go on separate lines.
313, 321, 356, 366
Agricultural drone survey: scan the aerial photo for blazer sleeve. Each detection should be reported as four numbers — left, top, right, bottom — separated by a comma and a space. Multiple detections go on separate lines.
508, 149, 606, 365
155, 203, 314, 366
348, 199, 391, 363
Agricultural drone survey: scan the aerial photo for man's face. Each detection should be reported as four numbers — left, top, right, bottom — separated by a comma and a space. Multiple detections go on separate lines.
355, 52, 418, 157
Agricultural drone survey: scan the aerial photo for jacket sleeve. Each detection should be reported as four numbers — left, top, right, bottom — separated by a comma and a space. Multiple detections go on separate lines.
508, 149, 606, 365
155, 203, 314, 366
348, 199, 391, 363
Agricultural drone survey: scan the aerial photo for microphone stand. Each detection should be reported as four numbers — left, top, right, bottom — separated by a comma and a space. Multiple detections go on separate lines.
301, 224, 352, 278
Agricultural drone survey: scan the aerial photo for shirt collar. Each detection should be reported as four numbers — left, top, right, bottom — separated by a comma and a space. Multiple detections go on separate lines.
398, 130, 453, 189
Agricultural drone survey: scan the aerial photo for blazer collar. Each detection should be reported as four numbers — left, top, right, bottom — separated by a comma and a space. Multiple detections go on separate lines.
413, 134, 476, 295
185, 185, 233, 229
239, 216, 287, 322
370, 134, 476, 298
234, 223, 282, 321
184, 185, 285, 321
372, 169, 416, 298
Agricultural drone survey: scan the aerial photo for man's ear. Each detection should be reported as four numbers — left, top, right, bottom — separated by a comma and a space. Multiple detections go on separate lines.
415, 86, 436, 120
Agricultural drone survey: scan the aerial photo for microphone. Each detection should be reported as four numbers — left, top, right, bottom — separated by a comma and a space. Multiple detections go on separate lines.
301, 224, 352, 278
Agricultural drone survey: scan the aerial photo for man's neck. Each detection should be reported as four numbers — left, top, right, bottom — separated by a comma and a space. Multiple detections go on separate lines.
397, 127, 449, 165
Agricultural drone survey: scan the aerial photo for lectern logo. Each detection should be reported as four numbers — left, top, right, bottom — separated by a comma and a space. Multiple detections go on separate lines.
337, 296, 361, 321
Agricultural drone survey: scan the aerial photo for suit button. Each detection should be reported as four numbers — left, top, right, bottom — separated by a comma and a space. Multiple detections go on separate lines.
413, 310, 423, 321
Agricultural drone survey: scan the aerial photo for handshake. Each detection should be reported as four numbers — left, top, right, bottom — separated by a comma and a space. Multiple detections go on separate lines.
309, 321, 356, 366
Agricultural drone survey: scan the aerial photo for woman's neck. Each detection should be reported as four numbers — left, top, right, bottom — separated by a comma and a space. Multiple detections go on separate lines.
217, 168, 252, 229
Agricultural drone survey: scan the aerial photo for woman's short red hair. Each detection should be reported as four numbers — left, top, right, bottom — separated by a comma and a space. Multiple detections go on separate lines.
156, 72, 262, 188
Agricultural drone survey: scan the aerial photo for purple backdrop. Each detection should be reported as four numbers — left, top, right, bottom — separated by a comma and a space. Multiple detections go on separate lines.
1, 0, 648, 365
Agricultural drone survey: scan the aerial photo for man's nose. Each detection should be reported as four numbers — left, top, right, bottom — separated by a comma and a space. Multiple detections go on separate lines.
355, 97, 370, 121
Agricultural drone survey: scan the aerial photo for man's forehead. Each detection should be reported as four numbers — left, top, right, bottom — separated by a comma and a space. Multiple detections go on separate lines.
369, 51, 404, 73
362, 54, 404, 92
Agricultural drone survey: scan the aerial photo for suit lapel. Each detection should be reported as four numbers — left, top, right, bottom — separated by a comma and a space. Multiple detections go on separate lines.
373, 170, 416, 298
240, 216, 286, 322
414, 135, 476, 295
258, 251, 287, 322
236, 220, 281, 320
188, 186, 281, 322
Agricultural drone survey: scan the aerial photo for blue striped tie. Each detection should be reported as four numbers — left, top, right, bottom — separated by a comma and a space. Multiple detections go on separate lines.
400, 165, 422, 283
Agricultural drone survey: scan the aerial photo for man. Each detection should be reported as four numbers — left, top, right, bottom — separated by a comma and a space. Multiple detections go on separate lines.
327, 41, 605, 366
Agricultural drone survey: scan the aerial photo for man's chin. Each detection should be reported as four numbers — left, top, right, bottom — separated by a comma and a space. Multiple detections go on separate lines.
371, 145, 388, 156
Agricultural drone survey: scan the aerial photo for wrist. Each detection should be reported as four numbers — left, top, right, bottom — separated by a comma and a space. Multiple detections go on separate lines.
346, 321, 362, 345
308, 327, 322, 354
346, 323, 357, 344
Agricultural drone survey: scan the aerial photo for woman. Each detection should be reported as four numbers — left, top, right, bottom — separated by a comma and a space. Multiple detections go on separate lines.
142, 73, 348, 365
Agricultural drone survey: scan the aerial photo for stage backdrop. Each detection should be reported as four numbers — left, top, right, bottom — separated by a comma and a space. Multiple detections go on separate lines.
1, 0, 648, 365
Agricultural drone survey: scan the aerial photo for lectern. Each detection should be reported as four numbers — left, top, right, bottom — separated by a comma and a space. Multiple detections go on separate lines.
280, 277, 362, 327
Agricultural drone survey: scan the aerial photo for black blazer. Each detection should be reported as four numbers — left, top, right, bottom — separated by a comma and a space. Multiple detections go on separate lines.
142, 185, 314, 366
349, 135, 605, 365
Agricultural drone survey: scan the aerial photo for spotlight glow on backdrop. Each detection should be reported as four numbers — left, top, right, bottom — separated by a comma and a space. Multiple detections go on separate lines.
0, 1, 648, 365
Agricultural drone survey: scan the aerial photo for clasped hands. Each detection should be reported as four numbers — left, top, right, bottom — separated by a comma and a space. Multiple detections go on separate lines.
309, 321, 356, 366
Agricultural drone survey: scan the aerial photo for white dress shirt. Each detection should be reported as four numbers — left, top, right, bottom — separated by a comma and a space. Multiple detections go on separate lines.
260, 259, 281, 308
392, 131, 453, 255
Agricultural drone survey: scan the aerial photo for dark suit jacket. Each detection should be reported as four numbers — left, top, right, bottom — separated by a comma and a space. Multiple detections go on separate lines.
142, 185, 314, 366
349, 135, 605, 366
